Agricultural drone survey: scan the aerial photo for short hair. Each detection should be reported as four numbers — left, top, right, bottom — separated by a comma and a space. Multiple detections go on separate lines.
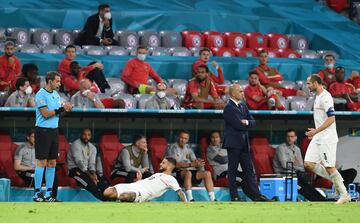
286, 129, 296, 135
165, 157, 177, 167
22, 63, 38, 76
197, 64, 209, 73
98, 4, 110, 12
15, 77, 28, 90
4, 41, 15, 48
248, 70, 259, 77
137, 46, 147, 51
199, 47, 211, 55
335, 66, 345, 72
324, 54, 335, 60
209, 130, 221, 142
70, 61, 79, 68
308, 74, 322, 85
26, 129, 35, 141
258, 49, 268, 55
81, 128, 92, 134
45, 71, 61, 84
178, 130, 190, 137
65, 44, 76, 52
133, 134, 146, 144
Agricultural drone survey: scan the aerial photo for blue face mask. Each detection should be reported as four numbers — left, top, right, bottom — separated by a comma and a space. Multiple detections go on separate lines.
137, 54, 146, 61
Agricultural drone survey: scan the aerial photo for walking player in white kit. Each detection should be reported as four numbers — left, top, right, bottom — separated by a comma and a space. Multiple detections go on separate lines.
304, 74, 351, 204
103, 157, 187, 202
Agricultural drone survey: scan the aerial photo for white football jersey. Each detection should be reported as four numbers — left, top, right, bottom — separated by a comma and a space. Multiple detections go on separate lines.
133, 173, 181, 201
312, 89, 338, 144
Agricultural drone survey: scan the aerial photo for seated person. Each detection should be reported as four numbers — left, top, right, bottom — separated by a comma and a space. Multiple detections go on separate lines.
273, 129, 326, 201
244, 71, 285, 110
14, 129, 59, 197
0, 41, 21, 91
192, 48, 226, 94
346, 71, 360, 92
182, 65, 225, 109
58, 45, 109, 93
328, 66, 360, 111
68, 128, 109, 201
103, 157, 187, 202
5, 77, 35, 107
21, 63, 40, 93
166, 130, 216, 201
70, 79, 105, 109
255, 49, 305, 97
121, 46, 165, 94
145, 83, 174, 109
112, 135, 152, 183
207, 131, 269, 201
318, 54, 336, 88
74, 4, 118, 46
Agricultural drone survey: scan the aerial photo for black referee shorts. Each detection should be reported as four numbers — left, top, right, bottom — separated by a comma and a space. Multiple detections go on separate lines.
35, 127, 59, 160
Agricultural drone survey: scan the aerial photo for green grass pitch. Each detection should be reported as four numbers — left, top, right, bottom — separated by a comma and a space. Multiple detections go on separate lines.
0, 202, 359, 223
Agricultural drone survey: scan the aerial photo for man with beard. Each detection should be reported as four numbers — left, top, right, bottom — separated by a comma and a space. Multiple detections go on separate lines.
103, 157, 187, 202
0, 41, 21, 91
183, 65, 224, 109
68, 128, 109, 201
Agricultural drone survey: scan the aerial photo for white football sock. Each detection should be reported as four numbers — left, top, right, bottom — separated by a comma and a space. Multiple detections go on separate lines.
330, 171, 347, 197
186, 190, 193, 201
208, 191, 215, 201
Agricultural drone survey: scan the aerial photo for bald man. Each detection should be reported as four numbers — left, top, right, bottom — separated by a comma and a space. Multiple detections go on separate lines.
70, 79, 104, 108
223, 84, 269, 201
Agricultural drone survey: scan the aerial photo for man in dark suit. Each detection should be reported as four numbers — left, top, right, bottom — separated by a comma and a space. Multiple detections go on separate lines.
223, 84, 269, 201
75, 4, 119, 46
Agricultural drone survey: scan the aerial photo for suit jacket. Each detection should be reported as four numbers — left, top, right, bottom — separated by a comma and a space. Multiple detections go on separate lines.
75, 13, 114, 46
223, 99, 255, 149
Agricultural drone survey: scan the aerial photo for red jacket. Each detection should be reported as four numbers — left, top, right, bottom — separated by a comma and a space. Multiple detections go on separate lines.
0, 55, 21, 91
255, 64, 283, 86
318, 68, 336, 87
120, 58, 162, 88
328, 81, 355, 96
192, 59, 224, 84
244, 84, 268, 110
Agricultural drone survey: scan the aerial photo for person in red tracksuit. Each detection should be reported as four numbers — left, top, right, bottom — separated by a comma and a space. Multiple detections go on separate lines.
244, 71, 285, 110
192, 48, 226, 95
328, 66, 360, 111
318, 54, 336, 88
255, 49, 305, 98
346, 70, 360, 93
21, 64, 41, 94
0, 41, 21, 91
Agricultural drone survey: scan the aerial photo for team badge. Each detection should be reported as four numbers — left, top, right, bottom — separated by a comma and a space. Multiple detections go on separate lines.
17, 31, 27, 44
298, 39, 307, 50
234, 36, 244, 48
127, 34, 137, 47
192, 35, 201, 47
214, 36, 223, 47
40, 33, 50, 44
149, 35, 159, 47
277, 37, 287, 49
62, 33, 71, 45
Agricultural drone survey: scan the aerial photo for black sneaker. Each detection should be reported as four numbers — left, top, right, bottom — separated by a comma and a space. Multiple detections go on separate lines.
190, 199, 195, 202
44, 196, 58, 202
33, 192, 44, 202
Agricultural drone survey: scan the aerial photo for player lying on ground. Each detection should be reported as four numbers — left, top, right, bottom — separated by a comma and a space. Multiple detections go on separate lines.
103, 157, 188, 202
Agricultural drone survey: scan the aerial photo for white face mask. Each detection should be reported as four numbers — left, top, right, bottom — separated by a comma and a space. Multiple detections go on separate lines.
326, 63, 334, 69
82, 89, 90, 97
25, 86, 32, 95
156, 91, 166, 99
104, 12, 111, 20
137, 54, 146, 61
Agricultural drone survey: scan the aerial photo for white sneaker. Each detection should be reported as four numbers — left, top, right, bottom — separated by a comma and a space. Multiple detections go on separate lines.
335, 193, 351, 205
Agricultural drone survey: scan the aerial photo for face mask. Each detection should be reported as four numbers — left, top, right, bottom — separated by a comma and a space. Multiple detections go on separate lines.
156, 91, 166, 99
82, 89, 90, 97
326, 63, 334, 69
104, 12, 111, 20
137, 54, 146, 61
25, 86, 32, 95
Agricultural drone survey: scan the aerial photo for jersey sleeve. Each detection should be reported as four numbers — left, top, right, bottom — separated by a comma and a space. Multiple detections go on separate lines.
168, 176, 182, 191
322, 93, 335, 116
35, 91, 48, 108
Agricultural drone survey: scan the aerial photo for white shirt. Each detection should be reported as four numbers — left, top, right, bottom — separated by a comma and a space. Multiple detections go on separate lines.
313, 89, 338, 144
131, 173, 181, 201
230, 98, 249, 126
96, 16, 104, 39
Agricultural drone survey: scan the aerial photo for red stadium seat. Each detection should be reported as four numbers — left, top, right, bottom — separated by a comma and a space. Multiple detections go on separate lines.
224, 32, 247, 49
250, 136, 275, 177
0, 132, 25, 186
300, 136, 311, 158
326, 0, 348, 13
234, 48, 257, 57
246, 32, 268, 49
266, 33, 289, 49
148, 135, 168, 173
203, 31, 225, 48
278, 49, 301, 58
313, 178, 333, 188
250, 136, 273, 155
211, 47, 235, 57
181, 30, 205, 48
99, 131, 125, 183
56, 134, 77, 187
252, 153, 274, 178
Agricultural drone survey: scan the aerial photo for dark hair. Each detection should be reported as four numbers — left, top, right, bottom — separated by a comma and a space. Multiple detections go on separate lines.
15, 77, 28, 90
70, 61, 79, 68
178, 130, 190, 136
248, 70, 259, 77
45, 71, 61, 84
286, 129, 296, 135
133, 134, 146, 144
81, 128, 92, 134
309, 74, 322, 85
335, 66, 345, 72
137, 46, 146, 51
199, 47, 211, 55
197, 64, 209, 73
209, 130, 221, 142
324, 54, 335, 60
26, 129, 35, 141
65, 44, 76, 52
22, 63, 38, 76
4, 41, 15, 48
98, 4, 110, 12
165, 157, 177, 167
258, 49, 268, 55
